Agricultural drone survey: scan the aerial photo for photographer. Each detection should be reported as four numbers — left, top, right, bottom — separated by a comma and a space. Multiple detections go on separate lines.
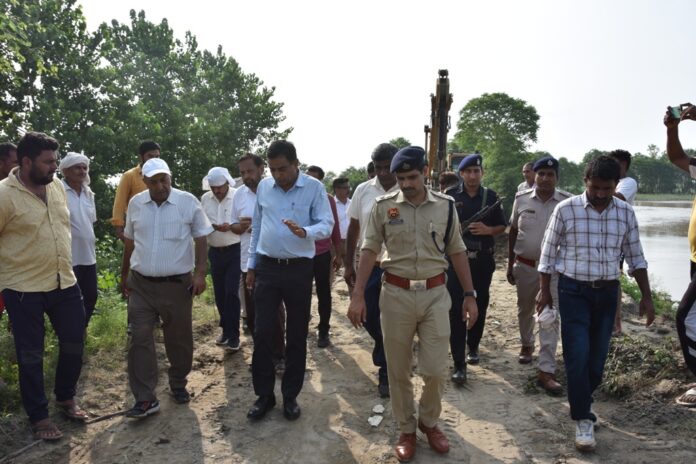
664, 104, 696, 408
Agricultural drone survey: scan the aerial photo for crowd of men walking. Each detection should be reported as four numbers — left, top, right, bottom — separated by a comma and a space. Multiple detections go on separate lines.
1, 106, 696, 460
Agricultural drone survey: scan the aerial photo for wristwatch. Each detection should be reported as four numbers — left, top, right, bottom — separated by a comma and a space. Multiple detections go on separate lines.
463, 290, 477, 299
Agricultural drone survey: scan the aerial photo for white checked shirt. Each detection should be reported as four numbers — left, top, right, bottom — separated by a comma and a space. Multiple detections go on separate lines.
201, 188, 241, 248
125, 188, 214, 276
538, 192, 647, 281
230, 184, 257, 273
63, 181, 97, 266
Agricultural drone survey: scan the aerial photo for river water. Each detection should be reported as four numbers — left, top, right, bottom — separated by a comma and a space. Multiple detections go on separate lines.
634, 200, 692, 301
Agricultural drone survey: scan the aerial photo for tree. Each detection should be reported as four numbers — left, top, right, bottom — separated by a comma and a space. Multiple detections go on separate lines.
389, 137, 411, 149
453, 92, 540, 205
339, 166, 368, 193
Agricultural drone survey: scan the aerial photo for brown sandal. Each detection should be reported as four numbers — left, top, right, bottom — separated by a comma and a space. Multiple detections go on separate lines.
31, 419, 63, 441
56, 400, 89, 421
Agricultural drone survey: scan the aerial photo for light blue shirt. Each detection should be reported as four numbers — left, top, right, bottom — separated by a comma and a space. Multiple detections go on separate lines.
247, 172, 334, 269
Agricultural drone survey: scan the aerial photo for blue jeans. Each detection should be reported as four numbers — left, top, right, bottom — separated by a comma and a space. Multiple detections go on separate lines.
208, 244, 241, 343
558, 275, 618, 421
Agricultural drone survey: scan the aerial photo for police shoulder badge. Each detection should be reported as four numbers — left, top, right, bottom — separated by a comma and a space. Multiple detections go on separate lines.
388, 207, 403, 225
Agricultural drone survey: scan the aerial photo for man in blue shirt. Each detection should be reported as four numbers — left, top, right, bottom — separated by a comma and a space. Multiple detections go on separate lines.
245, 140, 334, 421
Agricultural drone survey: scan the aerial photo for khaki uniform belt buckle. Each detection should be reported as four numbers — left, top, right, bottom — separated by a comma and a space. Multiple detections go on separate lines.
409, 279, 427, 291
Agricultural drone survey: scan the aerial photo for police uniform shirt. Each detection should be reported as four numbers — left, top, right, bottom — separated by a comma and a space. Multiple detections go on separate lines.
510, 188, 572, 261
446, 185, 507, 250
361, 189, 466, 280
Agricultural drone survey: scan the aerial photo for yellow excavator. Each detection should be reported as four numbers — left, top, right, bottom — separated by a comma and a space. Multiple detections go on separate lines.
424, 69, 453, 185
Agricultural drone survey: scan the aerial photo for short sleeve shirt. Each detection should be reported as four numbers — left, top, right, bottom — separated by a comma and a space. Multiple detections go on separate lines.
125, 188, 214, 276
510, 188, 571, 261
230, 185, 257, 273
348, 177, 399, 259
201, 188, 241, 248
615, 177, 637, 205
361, 189, 467, 279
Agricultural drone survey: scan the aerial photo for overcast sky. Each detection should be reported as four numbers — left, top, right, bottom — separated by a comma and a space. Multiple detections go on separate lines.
79, 0, 696, 174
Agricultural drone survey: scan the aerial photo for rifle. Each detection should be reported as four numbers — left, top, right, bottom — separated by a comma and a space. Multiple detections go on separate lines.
461, 197, 505, 232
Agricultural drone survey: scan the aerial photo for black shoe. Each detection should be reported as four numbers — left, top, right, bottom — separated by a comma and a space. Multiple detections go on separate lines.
466, 350, 480, 365
378, 374, 390, 398
283, 397, 301, 421
125, 400, 160, 419
170, 387, 191, 404
451, 365, 467, 385
215, 334, 228, 346
247, 395, 276, 421
225, 339, 241, 353
317, 332, 330, 348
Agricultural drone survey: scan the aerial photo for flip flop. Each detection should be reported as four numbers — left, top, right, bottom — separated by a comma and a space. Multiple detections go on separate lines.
31, 420, 63, 441
676, 387, 696, 408
56, 400, 89, 421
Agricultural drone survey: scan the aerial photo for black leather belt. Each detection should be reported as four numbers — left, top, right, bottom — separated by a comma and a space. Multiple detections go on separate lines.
210, 243, 239, 251
562, 275, 619, 289
259, 255, 311, 265
133, 270, 188, 283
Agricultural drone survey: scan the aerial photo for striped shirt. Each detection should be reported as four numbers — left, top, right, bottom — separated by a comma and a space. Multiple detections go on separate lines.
125, 188, 214, 276
538, 192, 647, 280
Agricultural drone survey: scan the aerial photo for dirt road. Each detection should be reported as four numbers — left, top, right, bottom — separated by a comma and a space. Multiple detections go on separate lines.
3, 263, 696, 463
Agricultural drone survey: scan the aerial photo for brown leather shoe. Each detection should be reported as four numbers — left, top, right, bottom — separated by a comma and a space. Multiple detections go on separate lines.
518, 346, 533, 364
418, 421, 450, 454
394, 432, 417, 462
537, 370, 563, 395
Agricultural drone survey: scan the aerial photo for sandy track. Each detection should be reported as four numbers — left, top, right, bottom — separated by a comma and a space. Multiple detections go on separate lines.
4, 265, 696, 463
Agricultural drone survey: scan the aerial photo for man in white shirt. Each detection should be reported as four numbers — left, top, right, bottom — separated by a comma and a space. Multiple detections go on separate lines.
344, 143, 400, 398
121, 158, 213, 419
231, 153, 286, 367
517, 162, 535, 191
333, 177, 351, 267
61, 152, 98, 327
201, 167, 242, 352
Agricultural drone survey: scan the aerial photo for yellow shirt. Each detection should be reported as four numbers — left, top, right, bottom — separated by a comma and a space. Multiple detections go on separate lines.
0, 170, 76, 292
689, 196, 696, 263
110, 165, 147, 226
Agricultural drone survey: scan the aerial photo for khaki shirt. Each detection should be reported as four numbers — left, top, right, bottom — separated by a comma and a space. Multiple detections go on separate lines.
510, 188, 571, 261
111, 165, 147, 227
0, 170, 76, 292
362, 189, 467, 279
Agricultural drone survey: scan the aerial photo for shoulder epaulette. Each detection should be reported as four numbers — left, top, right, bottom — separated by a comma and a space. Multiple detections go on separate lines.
375, 190, 399, 202
515, 188, 533, 197
431, 190, 455, 202
557, 189, 573, 198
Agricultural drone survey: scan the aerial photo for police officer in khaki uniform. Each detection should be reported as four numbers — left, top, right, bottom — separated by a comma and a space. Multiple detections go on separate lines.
507, 156, 570, 394
348, 147, 478, 463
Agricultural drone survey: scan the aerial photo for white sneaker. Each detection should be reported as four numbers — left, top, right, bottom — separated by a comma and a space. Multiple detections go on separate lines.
575, 419, 596, 451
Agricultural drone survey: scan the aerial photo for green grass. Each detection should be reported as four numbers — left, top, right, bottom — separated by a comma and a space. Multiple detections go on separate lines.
620, 274, 676, 319
636, 193, 694, 201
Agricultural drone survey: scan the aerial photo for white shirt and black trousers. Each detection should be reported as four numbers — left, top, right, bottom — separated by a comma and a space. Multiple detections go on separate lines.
63, 181, 98, 326
538, 193, 647, 421
202, 189, 242, 347
124, 188, 213, 402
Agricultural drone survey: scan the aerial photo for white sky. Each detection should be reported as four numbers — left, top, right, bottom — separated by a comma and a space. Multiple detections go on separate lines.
79, 0, 696, 174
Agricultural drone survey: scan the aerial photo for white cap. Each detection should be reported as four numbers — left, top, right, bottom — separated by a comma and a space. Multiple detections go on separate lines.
202, 167, 234, 190
142, 158, 171, 178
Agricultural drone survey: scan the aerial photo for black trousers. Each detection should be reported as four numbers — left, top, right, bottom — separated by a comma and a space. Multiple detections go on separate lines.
74, 264, 97, 327
313, 250, 332, 334
447, 253, 495, 364
3, 285, 85, 423
364, 266, 387, 378
252, 256, 313, 399
208, 244, 241, 343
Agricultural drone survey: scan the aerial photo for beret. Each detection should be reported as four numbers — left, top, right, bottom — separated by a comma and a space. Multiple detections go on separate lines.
390, 146, 426, 173
532, 156, 559, 172
458, 153, 483, 171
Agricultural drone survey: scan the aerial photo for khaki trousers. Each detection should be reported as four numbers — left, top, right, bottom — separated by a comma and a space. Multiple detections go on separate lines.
380, 281, 451, 433
127, 271, 193, 402
512, 262, 559, 374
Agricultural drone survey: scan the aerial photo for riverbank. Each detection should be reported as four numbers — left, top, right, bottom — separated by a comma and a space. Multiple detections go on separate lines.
1, 255, 695, 463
